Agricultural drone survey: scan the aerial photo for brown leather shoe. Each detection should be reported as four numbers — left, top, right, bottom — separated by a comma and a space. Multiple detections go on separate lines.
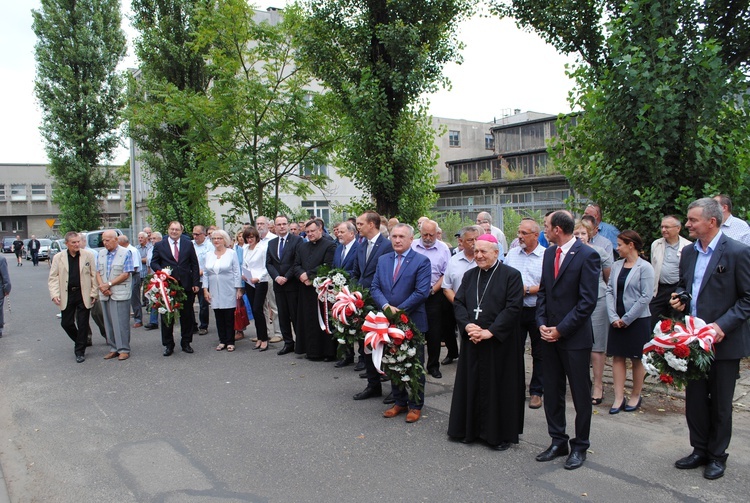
529, 395, 543, 409
406, 409, 422, 423
118, 353, 130, 361
103, 352, 119, 360
383, 405, 407, 418
133, 323, 143, 328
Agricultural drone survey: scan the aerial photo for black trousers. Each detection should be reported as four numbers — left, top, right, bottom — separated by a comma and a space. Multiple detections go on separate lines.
424, 292, 454, 371
196, 286, 209, 329
273, 282, 299, 347
213, 308, 236, 346
685, 359, 740, 462
161, 289, 196, 349
541, 343, 592, 452
31, 250, 39, 265
61, 288, 90, 356
246, 281, 269, 342
649, 282, 678, 330
520, 306, 544, 396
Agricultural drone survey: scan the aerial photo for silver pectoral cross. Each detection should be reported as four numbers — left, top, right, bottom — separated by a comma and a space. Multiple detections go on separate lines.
473, 306, 482, 320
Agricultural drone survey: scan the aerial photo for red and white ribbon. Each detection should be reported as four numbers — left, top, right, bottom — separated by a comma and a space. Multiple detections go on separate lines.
331, 287, 362, 325
643, 316, 715, 354
363, 311, 406, 374
316, 278, 334, 333
148, 270, 175, 312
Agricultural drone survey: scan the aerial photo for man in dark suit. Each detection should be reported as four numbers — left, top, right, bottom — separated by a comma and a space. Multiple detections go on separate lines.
535, 210, 600, 470
332, 220, 360, 367
370, 223, 432, 423
266, 215, 303, 355
670, 198, 750, 480
150, 221, 201, 356
351, 211, 393, 398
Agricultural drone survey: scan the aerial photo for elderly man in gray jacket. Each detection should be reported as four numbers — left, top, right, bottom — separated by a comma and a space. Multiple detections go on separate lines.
97, 230, 134, 361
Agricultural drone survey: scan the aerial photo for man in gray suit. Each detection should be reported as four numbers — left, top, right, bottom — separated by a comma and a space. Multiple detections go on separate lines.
670, 198, 750, 480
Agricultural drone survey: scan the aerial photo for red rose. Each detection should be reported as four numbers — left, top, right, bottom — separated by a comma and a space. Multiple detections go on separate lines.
174, 303, 181, 309
400, 314, 409, 323
655, 347, 665, 355
389, 347, 397, 354
354, 299, 364, 309
659, 319, 673, 333
672, 344, 690, 358
660, 374, 674, 384
345, 306, 354, 316
405, 330, 414, 340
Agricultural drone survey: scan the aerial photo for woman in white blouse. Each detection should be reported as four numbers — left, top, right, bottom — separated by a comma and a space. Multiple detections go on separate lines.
242, 227, 271, 351
203, 230, 244, 352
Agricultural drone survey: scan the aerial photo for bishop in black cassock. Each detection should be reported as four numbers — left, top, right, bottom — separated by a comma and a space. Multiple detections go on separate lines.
448, 234, 524, 450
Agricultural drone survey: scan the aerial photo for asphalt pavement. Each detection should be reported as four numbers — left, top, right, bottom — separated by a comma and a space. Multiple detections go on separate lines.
0, 258, 749, 502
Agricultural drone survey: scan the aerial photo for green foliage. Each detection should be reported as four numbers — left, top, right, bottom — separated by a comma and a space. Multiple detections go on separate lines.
478, 169, 492, 182
434, 211, 474, 247
459, 172, 469, 183
126, 0, 216, 231
500, 0, 750, 242
502, 207, 543, 244
178, 0, 339, 225
294, 0, 473, 219
33, 0, 126, 233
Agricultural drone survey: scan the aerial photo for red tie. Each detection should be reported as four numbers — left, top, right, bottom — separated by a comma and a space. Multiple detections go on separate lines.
173, 240, 179, 261
393, 254, 402, 281
554, 247, 562, 278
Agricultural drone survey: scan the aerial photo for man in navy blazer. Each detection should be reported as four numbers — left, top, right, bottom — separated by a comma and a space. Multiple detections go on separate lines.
333, 221, 359, 276
150, 221, 201, 356
266, 215, 303, 355
351, 211, 393, 398
670, 198, 750, 480
535, 211, 601, 470
371, 223, 432, 423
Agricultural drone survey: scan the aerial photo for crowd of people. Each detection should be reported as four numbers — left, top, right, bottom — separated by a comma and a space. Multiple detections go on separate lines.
41, 194, 750, 479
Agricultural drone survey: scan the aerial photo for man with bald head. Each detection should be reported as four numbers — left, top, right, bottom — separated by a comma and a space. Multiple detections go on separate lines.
411, 219, 452, 379
98, 230, 135, 360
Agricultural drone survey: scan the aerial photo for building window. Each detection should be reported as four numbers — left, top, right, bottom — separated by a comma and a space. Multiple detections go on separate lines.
449, 130, 461, 147
485, 134, 495, 150
301, 162, 328, 177
107, 186, 121, 200
31, 184, 46, 201
10, 184, 26, 201
12, 220, 24, 232
0, 184, 5, 201
301, 200, 330, 226
0, 221, 7, 232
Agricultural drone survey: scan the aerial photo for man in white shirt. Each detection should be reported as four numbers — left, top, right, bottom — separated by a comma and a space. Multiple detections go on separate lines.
192, 225, 215, 335
505, 218, 546, 409
118, 235, 142, 328
714, 194, 750, 246
257, 215, 281, 343
476, 211, 508, 256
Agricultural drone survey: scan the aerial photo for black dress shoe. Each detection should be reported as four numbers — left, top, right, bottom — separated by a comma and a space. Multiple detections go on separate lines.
323, 356, 337, 362
353, 386, 383, 400
564, 451, 586, 470
675, 452, 709, 469
359, 371, 368, 378
75, 355, 86, 363
143, 324, 157, 330
277, 345, 294, 355
382, 391, 395, 404
441, 356, 458, 365
536, 444, 569, 462
163, 347, 174, 356
334, 357, 354, 368
490, 441, 511, 451
353, 360, 366, 371
703, 460, 726, 480
182, 345, 194, 354
429, 369, 442, 379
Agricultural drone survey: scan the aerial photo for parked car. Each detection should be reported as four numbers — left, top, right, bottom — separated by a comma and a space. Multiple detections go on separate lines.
48, 239, 67, 262
24, 238, 53, 261
81, 229, 123, 251
2, 237, 14, 253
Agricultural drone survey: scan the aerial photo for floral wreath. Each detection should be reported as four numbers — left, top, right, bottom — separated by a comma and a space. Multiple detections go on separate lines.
144, 267, 187, 326
313, 267, 371, 346
363, 309, 426, 403
642, 316, 715, 390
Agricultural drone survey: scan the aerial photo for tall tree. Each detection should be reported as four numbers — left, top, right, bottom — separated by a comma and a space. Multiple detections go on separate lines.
494, 0, 750, 240
294, 0, 472, 221
126, 0, 215, 231
33, 0, 126, 233
174, 0, 339, 224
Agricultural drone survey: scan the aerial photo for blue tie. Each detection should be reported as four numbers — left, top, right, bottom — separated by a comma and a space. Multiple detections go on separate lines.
279, 237, 285, 259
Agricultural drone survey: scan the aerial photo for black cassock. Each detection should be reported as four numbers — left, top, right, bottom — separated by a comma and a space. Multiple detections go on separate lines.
448, 261, 525, 446
294, 237, 337, 358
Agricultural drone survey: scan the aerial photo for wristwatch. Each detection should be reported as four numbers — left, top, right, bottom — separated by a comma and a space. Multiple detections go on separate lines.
526, 286, 530, 295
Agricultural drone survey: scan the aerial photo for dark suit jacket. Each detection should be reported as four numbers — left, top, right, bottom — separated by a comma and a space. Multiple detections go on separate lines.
352, 235, 393, 289
333, 240, 359, 276
371, 250, 432, 332
150, 235, 200, 289
536, 238, 601, 350
677, 233, 750, 360
266, 234, 303, 286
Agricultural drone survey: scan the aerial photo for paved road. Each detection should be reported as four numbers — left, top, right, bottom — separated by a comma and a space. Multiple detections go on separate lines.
0, 260, 749, 502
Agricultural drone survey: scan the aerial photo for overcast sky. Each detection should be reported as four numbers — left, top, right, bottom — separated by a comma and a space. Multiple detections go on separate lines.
0, 1, 575, 165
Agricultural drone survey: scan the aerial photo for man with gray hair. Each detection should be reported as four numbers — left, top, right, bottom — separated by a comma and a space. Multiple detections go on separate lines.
101, 231, 135, 360
713, 194, 750, 246
670, 197, 750, 480
476, 211, 508, 255
192, 225, 214, 335
118, 235, 142, 328
257, 216, 282, 343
